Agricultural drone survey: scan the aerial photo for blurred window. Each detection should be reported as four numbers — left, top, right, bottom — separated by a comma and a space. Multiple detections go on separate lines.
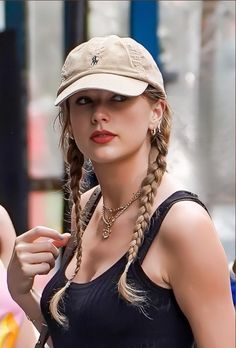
88, 0, 130, 38
27, 1, 64, 230
0, 2, 4, 31
159, 1, 235, 261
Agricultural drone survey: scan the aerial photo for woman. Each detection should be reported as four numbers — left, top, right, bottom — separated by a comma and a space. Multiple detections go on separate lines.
0, 205, 37, 348
7, 35, 234, 348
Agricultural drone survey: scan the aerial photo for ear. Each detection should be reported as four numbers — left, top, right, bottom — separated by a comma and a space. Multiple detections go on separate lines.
149, 100, 166, 130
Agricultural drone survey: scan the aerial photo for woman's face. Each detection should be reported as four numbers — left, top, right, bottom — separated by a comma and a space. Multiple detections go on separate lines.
68, 89, 162, 165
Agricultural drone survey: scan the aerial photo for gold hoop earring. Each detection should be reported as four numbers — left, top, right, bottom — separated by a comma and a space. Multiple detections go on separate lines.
150, 128, 156, 136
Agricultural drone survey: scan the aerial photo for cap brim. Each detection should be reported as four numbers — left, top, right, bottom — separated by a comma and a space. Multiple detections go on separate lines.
54, 73, 148, 106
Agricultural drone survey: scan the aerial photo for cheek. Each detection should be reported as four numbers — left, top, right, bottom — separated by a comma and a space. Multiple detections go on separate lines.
69, 117, 89, 151
73, 133, 91, 159
70, 114, 88, 134
125, 110, 151, 136
119, 120, 150, 149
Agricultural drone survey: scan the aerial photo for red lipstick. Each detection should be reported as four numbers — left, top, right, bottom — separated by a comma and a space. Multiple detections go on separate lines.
90, 130, 116, 144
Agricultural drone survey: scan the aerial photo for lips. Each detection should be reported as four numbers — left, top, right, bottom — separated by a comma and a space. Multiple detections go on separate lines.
90, 130, 117, 144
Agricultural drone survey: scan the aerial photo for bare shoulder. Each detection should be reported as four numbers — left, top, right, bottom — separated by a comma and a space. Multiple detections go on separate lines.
155, 174, 225, 266
158, 198, 229, 290
158, 197, 230, 298
160, 199, 219, 251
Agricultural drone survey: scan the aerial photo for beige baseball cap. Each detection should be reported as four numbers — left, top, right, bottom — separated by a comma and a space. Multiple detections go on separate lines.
55, 35, 166, 106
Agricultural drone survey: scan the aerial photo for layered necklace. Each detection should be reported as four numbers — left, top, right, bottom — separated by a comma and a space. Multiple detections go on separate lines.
102, 189, 141, 239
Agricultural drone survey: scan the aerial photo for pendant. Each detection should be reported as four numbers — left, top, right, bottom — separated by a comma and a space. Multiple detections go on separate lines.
102, 227, 111, 239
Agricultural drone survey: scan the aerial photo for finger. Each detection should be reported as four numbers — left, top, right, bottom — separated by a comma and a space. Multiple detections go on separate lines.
22, 262, 53, 277
21, 252, 57, 268
52, 233, 71, 248
16, 241, 60, 259
17, 226, 65, 243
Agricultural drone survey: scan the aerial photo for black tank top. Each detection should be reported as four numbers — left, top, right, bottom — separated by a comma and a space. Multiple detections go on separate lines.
41, 190, 207, 348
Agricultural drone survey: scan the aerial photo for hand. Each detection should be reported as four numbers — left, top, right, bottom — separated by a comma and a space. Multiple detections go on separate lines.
7, 226, 70, 297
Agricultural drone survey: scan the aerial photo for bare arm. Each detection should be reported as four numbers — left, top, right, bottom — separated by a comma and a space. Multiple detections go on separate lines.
8, 187, 95, 341
7, 226, 70, 336
161, 201, 235, 348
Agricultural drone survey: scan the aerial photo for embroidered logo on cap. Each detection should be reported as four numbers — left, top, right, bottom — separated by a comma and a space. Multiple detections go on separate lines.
91, 55, 99, 66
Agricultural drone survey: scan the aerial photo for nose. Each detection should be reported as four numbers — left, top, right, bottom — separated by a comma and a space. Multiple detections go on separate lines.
91, 104, 110, 124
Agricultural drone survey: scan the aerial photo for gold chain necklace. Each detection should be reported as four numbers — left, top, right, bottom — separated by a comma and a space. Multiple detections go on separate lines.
102, 190, 141, 239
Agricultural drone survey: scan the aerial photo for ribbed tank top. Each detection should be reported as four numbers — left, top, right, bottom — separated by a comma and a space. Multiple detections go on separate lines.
41, 190, 207, 348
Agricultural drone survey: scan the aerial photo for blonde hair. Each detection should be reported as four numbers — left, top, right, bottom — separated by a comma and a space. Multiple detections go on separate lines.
118, 86, 171, 306
50, 86, 172, 325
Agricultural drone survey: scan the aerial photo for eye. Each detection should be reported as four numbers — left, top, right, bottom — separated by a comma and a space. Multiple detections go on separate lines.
111, 94, 128, 102
75, 96, 92, 105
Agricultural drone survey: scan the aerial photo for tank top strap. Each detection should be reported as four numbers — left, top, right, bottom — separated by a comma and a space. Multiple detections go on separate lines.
61, 186, 102, 272
138, 190, 209, 263
81, 186, 102, 229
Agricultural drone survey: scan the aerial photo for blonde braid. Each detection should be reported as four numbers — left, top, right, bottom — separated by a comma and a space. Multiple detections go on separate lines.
118, 86, 171, 307
50, 137, 84, 326
66, 138, 85, 276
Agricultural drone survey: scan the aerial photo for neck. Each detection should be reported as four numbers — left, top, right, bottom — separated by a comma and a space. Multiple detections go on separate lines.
92, 155, 149, 209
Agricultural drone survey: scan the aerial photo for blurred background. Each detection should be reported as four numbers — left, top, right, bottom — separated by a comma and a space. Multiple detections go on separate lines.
0, 1, 235, 265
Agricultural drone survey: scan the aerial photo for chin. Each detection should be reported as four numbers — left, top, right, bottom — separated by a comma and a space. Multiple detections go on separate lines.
88, 149, 120, 164
90, 156, 118, 165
